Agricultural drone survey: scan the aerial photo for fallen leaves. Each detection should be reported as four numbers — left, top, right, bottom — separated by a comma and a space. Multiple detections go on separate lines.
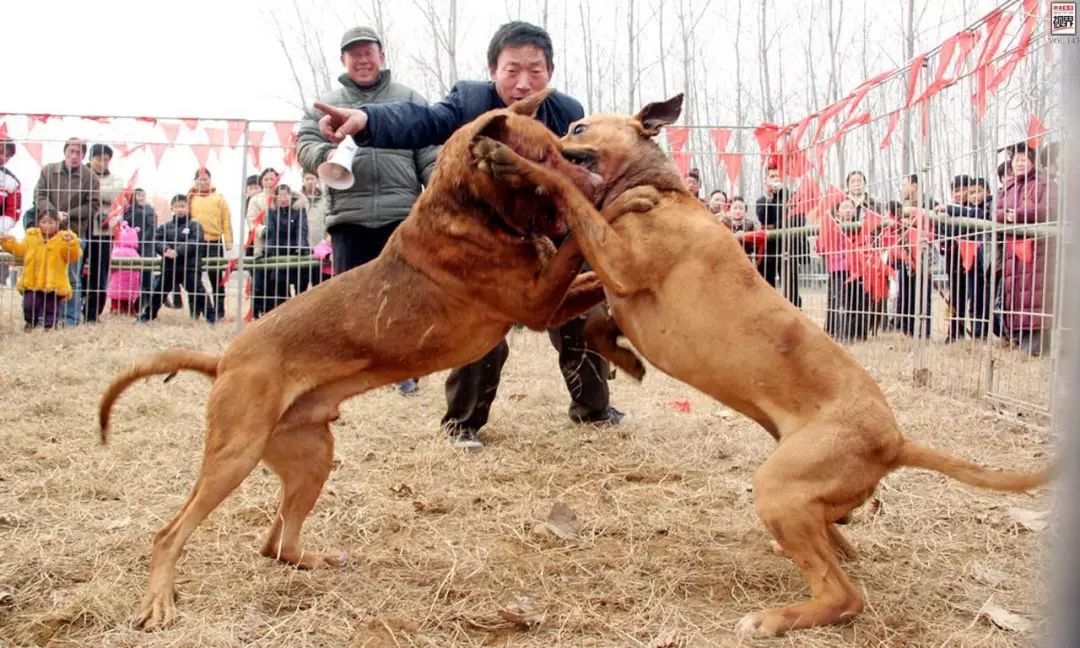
539, 501, 584, 541
978, 597, 1032, 633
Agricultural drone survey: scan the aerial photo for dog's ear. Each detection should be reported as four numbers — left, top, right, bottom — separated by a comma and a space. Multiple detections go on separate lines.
634, 94, 684, 137
508, 88, 556, 117
474, 113, 510, 144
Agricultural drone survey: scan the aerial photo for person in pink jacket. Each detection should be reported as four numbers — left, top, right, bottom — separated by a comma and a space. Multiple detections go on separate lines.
994, 143, 1058, 356
106, 222, 143, 316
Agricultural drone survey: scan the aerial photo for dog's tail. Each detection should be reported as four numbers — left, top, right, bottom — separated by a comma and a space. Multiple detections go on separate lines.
894, 438, 1052, 492
99, 350, 220, 444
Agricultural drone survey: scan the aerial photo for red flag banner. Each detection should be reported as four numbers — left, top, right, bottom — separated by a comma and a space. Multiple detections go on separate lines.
954, 30, 981, 76
205, 127, 226, 151
719, 153, 742, 188
136, 116, 158, 125
192, 144, 211, 170
82, 115, 111, 124
248, 130, 265, 169
104, 170, 140, 231
880, 111, 901, 150
811, 98, 852, 144
148, 143, 168, 168
710, 128, 733, 155
787, 178, 822, 218
754, 122, 781, 154
932, 34, 959, 85
665, 126, 690, 176
989, 2, 1037, 93
27, 114, 53, 131
958, 241, 981, 271
160, 122, 181, 145
1027, 114, 1048, 148
845, 70, 894, 118
227, 120, 245, 148
23, 142, 43, 167
181, 118, 199, 131
904, 53, 927, 108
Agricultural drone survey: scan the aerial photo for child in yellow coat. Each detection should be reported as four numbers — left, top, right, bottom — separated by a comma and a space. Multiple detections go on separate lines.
0, 209, 82, 330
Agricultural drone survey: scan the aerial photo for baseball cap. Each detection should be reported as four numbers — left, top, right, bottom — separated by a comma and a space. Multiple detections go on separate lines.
340, 26, 381, 51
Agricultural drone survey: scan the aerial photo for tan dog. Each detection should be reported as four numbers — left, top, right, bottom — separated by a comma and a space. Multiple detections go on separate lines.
98, 90, 658, 630
469, 94, 1051, 637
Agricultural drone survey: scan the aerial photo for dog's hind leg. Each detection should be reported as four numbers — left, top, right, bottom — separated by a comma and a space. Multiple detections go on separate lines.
584, 309, 645, 381
135, 373, 279, 630
737, 437, 874, 637
259, 421, 347, 569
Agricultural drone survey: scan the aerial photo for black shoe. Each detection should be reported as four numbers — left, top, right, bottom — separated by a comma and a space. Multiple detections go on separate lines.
448, 427, 483, 451
571, 405, 629, 426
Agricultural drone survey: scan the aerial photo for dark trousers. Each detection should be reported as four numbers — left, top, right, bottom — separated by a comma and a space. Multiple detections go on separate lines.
251, 267, 272, 319
945, 246, 990, 339
896, 264, 932, 338
267, 266, 305, 312
23, 290, 61, 329
143, 258, 213, 321
825, 271, 868, 342
82, 237, 113, 322
329, 221, 401, 275
202, 242, 226, 318
759, 246, 802, 308
442, 306, 611, 433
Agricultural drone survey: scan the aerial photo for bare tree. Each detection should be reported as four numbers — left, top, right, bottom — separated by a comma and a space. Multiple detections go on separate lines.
411, 0, 460, 97
578, 0, 596, 112
902, 0, 915, 175
758, 0, 777, 123
861, 0, 877, 181
734, 0, 747, 195
657, 0, 668, 97
267, 0, 336, 110
827, 0, 847, 179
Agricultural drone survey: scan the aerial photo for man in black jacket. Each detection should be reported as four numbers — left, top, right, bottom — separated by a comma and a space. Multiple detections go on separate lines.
140, 195, 216, 323
756, 166, 805, 307
935, 175, 993, 340
316, 21, 625, 450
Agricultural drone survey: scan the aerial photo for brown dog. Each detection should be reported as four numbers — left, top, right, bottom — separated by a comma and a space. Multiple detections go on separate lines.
469, 94, 1051, 638
98, 90, 658, 630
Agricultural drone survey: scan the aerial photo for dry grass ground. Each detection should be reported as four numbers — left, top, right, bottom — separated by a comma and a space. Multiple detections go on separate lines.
0, 309, 1054, 647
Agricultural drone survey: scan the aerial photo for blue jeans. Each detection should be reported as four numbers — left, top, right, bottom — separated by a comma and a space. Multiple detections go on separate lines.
61, 253, 83, 327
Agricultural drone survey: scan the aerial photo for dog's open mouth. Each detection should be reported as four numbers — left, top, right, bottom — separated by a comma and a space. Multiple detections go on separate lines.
562, 148, 598, 173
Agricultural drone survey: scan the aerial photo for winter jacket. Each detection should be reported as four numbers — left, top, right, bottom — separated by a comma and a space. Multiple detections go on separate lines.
92, 170, 126, 237
0, 166, 21, 228
121, 203, 158, 257
757, 189, 808, 257
1, 228, 82, 298
995, 172, 1058, 332
154, 215, 205, 267
265, 205, 310, 256
297, 71, 439, 230
34, 162, 101, 238
189, 191, 233, 247
354, 79, 585, 150
107, 223, 142, 302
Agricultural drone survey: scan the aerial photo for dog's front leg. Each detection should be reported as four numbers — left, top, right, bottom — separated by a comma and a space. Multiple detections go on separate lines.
545, 270, 606, 328
513, 235, 591, 330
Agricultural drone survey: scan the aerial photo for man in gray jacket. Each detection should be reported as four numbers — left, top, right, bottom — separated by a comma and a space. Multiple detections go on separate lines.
298, 26, 436, 273
298, 27, 437, 394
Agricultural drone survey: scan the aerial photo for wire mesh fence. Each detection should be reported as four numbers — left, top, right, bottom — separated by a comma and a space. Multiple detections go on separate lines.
0, 0, 1065, 419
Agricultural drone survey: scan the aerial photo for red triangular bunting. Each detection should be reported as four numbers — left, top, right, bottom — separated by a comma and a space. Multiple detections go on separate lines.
958, 241, 981, 271
248, 130, 265, 168
227, 120, 245, 148
181, 118, 199, 130
160, 122, 181, 144
148, 143, 168, 168
23, 142, 43, 167
754, 122, 781, 154
904, 53, 927, 108
880, 111, 901, 150
710, 128, 732, 155
192, 144, 211, 170
205, 127, 225, 151
136, 116, 158, 125
719, 153, 742, 188
1027, 114, 1048, 148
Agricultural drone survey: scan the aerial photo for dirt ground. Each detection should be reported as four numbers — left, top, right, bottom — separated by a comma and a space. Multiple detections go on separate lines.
0, 310, 1054, 647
